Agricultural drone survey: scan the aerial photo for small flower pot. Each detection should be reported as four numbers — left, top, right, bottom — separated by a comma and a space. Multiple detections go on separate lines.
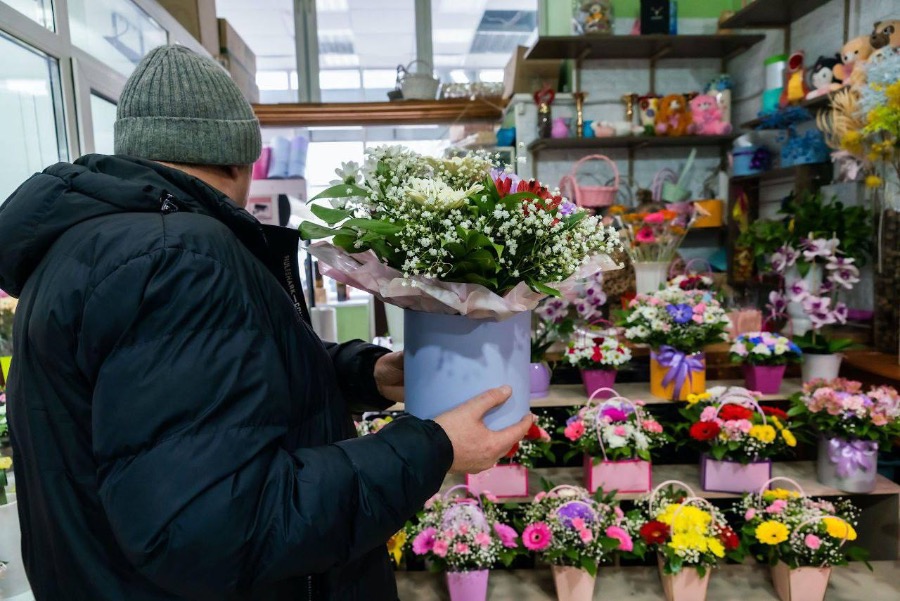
551, 565, 596, 601
699, 454, 772, 494
801, 353, 842, 382
580, 368, 616, 398
743, 364, 786, 395
657, 555, 711, 601
466, 464, 529, 498
816, 436, 878, 493
584, 455, 652, 494
650, 351, 705, 401
770, 562, 832, 601
530, 362, 552, 399
446, 569, 489, 601
634, 261, 669, 295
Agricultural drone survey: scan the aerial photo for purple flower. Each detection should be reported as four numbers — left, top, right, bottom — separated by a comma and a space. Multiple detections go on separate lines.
801, 236, 838, 262
666, 303, 693, 324
803, 295, 837, 330
788, 279, 810, 303
766, 290, 788, 319
559, 199, 577, 216
566, 415, 580, 426
827, 259, 860, 290
600, 407, 629, 422
770, 245, 798, 273
833, 302, 848, 324
556, 501, 595, 528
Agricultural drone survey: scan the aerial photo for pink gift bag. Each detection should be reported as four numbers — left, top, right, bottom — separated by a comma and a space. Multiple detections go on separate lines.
584, 456, 652, 494
466, 464, 528, 498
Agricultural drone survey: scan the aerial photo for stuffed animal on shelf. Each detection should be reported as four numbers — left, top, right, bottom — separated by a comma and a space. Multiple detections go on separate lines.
779, 52, 809, 107
834, 35, 873, 89
655, 94, 691, 137
687, 94, 732, 135
579, 1, 614, 35
806, 54, 843, 99
870, 19, 900, 50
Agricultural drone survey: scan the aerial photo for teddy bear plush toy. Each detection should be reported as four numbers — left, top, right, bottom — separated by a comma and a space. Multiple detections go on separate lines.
655, 94, 691, 136
870, 19, 900, 50
687, 94, 732, 135
834, 35, 873, 89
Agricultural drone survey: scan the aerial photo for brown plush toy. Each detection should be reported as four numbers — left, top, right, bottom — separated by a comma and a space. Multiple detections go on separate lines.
655, 94, 691, 137
834, 35, 873, 88
870, 20, 900, 50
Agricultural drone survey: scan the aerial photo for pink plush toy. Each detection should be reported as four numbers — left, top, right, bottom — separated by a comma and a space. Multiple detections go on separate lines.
688, 94, 732, 135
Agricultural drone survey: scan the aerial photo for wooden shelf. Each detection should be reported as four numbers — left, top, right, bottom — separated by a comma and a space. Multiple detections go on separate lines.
527, 134, 738, 155
524, 34, 765, 61
441, 461, 900, 504
740, 93, 832, 130
397, 562, 900, 601
252, 98, 506, 127
719, 0, 833, 29
731, 162, 832, 185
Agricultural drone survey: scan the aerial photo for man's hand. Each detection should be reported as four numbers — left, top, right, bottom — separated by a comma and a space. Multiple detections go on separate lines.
433, 386, 533, 474
374, 351, 404, 403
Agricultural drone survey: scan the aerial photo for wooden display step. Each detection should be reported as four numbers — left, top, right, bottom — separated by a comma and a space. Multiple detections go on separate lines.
527, 134, 738, 155
718, 0, 833, 29
524, 34, 764, 61
396, 561, 899, 601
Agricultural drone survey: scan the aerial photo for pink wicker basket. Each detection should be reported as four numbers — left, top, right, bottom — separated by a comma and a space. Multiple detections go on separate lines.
559, 154, 620, 208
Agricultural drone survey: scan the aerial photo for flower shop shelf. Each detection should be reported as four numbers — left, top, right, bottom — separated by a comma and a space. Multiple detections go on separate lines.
396, 562, 899, 601
718, 0, 833, 29
524, 35, 765, 61
251, 98, 506, 127
730, 162, 833, 186
527, 135, 739, 156
740, 93, 832, 130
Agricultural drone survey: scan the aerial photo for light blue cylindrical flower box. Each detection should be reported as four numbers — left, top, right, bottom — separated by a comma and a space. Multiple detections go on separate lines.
403, 309, 531, 431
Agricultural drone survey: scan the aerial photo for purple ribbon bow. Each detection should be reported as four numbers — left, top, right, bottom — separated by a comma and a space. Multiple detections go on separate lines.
656, 345, 704, 396
827, 438, 878, 478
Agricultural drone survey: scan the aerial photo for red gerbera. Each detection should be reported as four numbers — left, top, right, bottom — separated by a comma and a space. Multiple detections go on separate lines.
689, 421, 721, 441
517, 179, 551, 199
718, 526, 740, 551
762, 406, 789, 421
504, 442, 520, 459
719, 404, 753, 422
640, 520, 670, 545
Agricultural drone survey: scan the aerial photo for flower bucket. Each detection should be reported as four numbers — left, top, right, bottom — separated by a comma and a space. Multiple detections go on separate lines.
657, 555, 711, 601
634, 261, 669, 294
580, 369, 616, 398
801, 354, 842, 383
446, 569, 489, 601
650, 349, 705, 401
700, 453, 772, 493
530, 362, 552, 398
404, 310, 531, 431
551, 565, 596, 601
770, 562, 831, 601
743, 364, 786, 395
466, 464, 528, 498
816, 436, 878, 493
584, 455, 652, 494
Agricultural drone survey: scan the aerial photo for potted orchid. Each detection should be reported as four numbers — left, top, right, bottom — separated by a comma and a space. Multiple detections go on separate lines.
407, 486, 518, 601
563, 324, 632, 397
631, 483, 741, 601
301, 149, 621, 432
789, 378, 900, 493
467, 414, 555, 498
678, 387, 797, 493
729, 332, 803, 394
563, 394, 667, 494
521, 484, 634, 601
735, 479, 868, 601
620, 288, 732, 400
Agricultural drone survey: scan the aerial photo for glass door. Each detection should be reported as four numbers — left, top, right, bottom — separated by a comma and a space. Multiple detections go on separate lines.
72, 53, 125, 156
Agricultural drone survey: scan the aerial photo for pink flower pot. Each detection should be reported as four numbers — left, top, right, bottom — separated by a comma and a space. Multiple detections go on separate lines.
657, 555, 711, 601
743, 364, 786, 395
580, 369, 616, 398
584, 455, 652, 494
446, 570, 489, 601
551, 565, 596, 601
530, 362, 552, 399
770, 562, 831, 601
466, 464, 529, 498
700, 454, 772, 493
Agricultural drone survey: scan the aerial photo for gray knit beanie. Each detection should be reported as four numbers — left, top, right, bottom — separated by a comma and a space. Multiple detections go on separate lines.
115, 45, 261, 165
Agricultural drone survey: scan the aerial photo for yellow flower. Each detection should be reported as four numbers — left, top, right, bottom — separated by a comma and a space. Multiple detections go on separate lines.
755, 521, 789, 545
763, 488, 800, 502
823, 518, 857, 541
387, 530, 407, 566
769, 416, 783, 431
866, 175, 884, 189
0, 457, 11, 471
707, 537, 725, 558
670, 532, 709, 553
686, 393, 701, 405
781, 429, 797, 447
749, 424, 776, 444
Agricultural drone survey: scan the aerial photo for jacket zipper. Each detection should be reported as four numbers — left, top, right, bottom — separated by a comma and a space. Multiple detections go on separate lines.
159, 192, 179, 214
307, 575, 314, 600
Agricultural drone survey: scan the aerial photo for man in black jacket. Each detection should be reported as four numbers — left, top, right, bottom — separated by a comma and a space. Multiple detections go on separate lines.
0, 45, 531, 600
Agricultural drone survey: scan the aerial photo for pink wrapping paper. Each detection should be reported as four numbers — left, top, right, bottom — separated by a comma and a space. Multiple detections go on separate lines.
466, 464, 529, 498
584, 456, 652, 494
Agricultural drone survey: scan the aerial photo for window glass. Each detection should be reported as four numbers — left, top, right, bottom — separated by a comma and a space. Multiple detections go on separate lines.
1, 0, 54, 30
68, 0, 167, 77
90, 94, 117, 155
0, 33, 67, 202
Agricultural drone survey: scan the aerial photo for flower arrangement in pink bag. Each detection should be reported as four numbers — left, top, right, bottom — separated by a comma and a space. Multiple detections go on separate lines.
790, 379, 900, 444
563, 396, 666, 462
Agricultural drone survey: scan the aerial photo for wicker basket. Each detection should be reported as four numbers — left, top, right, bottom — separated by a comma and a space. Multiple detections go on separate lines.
398, 60, 439, 100
560, 154, 620, 208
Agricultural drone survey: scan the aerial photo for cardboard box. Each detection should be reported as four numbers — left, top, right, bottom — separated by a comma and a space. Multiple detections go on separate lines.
156, 0, 219, 57
218, 18, 256, 74
502, 45, 561, 99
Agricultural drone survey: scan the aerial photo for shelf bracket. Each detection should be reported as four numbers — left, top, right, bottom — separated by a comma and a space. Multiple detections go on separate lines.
648, 46, 671, 95
573, 47, 591, 93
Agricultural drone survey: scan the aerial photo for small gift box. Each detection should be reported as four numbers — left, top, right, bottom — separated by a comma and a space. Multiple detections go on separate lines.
584, 455, 652, 494
466, 464, 528, 498
700, 453, 772, 494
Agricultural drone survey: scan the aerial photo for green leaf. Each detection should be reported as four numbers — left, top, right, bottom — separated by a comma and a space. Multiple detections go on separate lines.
465, 230, 494, 251
460, 272, 499, 289
580, 556, 598, 576
332, 233, 357, 252
343, 218, 403, 235
531, 281, 561, 297
311, 183, 369, 201
466, 249, 497, 272
827, 338, 857, 353
444, 242, 467, 258
710, 446, 727, 461
310, 204, 352, 225
299, 221, 339, 240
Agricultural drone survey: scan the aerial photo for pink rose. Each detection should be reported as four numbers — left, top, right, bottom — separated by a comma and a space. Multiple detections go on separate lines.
455, 542, 469, 555
614, 426, 627, 437
614, 506, 624, 520
693, 303, 707, 313
648, 297, 660, 306
443, 529, 456, 540
534, 492, 547, 503
805, 534, 821, 550
606, 526, 633, 551
765, 500, 787, 514
642, 420, 663, 434
736, 419, 752, 434
700, 406, 719, 422
412, 528, 437, 555
872, 414, 888, 426
571, 518, 586, 531
475, 532, 491, 548
433, 539, 449, 557
493, 523, 518, 548
692, 314, 704, 324
745, 508, 757, 521
579, 529, 594, 543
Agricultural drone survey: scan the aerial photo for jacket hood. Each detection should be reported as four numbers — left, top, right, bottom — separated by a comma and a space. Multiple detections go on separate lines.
0, 154, 263, 297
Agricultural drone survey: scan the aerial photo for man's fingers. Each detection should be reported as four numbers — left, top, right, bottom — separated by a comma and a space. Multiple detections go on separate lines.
491, 413, 534, 455
468, 386, 513, 417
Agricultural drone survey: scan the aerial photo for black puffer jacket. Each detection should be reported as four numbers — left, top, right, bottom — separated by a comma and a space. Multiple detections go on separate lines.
0, 155, 452, 600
